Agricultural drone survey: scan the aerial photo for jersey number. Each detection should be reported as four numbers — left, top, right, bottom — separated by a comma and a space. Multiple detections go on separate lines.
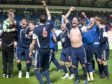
42, 27, 48, 37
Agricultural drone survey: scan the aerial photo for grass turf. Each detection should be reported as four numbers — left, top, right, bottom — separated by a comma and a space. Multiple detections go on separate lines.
0, 50, 112, 84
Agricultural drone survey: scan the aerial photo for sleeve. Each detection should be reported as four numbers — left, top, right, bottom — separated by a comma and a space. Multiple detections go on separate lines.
32, 29, 37, 40
46, 20, 54, 30
103, 26, 108, 37
100, 27, 108, 44
3, 20, 15, 32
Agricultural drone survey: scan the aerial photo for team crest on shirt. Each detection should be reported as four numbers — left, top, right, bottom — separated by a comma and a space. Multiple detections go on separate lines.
42, 27, 48, 37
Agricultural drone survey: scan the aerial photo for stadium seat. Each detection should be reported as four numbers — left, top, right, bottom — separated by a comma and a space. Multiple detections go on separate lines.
94, 0, 109, 8
64, 0, 78, 6
49, 0, 63, 6
80, 0, 94, 7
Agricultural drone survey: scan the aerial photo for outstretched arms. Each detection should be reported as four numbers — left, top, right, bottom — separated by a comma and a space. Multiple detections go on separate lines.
42, 1, 51, 20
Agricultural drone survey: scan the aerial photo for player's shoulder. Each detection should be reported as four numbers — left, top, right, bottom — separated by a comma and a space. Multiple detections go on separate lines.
3, 19, 9, 24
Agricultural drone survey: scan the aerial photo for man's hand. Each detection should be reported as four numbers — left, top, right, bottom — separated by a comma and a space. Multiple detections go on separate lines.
12, 28, 16, 31
42, 1, 47, 7
81, 12, 86, 17
29, 52, 32, 57
14, 41, 17, 48
70, 7, 75, 12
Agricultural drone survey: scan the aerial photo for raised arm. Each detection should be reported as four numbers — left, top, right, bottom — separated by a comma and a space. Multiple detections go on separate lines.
29, 39, 36, 57
65, 7, 75, 18
63, 7, 75, 24
42, 1, 51, 20
81, 12, 90, 25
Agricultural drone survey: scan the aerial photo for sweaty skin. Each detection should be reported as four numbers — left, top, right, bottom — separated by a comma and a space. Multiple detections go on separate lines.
69, 27, 83, 48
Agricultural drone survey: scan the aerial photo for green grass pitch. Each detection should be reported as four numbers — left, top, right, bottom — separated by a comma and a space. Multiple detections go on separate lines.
0, 50, 112, 84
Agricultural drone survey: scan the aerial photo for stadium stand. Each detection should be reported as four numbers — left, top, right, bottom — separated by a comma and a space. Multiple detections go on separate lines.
49, 0, 63, 6
80, 0, 94, 7
94, 0, 110, 8
64, 0, 78, 6
108, 1, 112, 8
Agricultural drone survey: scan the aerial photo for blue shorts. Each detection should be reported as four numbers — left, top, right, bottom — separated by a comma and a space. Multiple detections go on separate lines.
35, 48, 50, 70
71, 46, 87, 67
98, 49, 109, 60
16, 46, 31, 61
60, 47, 71, 62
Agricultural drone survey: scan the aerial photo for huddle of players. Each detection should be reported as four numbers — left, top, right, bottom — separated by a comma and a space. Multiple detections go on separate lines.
1, 1, 109, 84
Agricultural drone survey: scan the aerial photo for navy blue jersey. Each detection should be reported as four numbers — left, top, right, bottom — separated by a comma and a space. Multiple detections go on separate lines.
33, 20, 54, 49
99, 26, 109, 50
57, 30, 71, 48
16, 24, 32, 48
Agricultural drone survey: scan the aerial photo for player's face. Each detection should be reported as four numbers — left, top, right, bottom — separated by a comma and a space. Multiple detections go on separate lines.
96, 20, 100, 25
21, 19, 27, 28
29, 23, 35, 30
61, 23, 66, 31
8, 12, 15, 20
72, 17, 79, 27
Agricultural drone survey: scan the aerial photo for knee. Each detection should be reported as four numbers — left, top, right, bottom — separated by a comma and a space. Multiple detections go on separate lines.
82, 64, 86, 67
60, 61, 65, 66
65, 62, 71, 67
102, 61, 107, 65
72, 65, 77, 68
26, 61, 31, 64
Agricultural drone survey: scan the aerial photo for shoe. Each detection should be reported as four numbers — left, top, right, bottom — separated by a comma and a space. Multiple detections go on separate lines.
8, 73, 12, 78
47, 83, 52, 84
18, 71, 22, 78
100, 74, 105, 78
62, 73, 69, 79
26, 72, 30, 79
105, 76, 110, 79
87, 77, 90, 82
90, 78, 94, 81
3, 74, 6, 78
75, 79, 80, 84
68, 74, 74, 79
84, 79, 88, 84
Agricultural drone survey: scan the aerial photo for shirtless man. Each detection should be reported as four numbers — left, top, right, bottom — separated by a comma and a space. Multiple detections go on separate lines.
64, 7, 88, 84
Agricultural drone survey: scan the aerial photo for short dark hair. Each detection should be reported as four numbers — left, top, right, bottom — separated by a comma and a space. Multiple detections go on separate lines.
8, 9, 14, 13
22, 17, 27, 21
29, 21, 35, 25
39, 15, 47, 23
95, 16, 105, 25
